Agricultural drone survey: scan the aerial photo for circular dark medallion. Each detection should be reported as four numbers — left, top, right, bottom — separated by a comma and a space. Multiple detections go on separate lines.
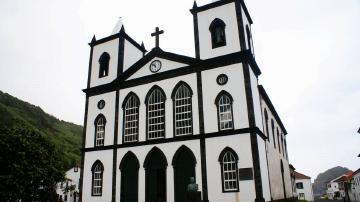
97, 100, 106, 109
217, 74, 228, 85
149, 60, 162, 73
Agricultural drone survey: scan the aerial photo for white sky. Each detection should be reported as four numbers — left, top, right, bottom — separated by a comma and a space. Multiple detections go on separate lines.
0, 0, 359, 179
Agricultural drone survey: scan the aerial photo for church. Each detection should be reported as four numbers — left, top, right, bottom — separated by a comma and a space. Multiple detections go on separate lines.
79, 0, 294, 202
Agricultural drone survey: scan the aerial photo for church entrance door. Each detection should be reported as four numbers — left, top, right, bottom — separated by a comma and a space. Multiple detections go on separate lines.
145, 148, 168, 202
120, 152, 139, 202
173, 146, 197, 202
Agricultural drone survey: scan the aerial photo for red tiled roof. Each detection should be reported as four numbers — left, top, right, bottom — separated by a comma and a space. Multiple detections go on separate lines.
294, 171, 311, 179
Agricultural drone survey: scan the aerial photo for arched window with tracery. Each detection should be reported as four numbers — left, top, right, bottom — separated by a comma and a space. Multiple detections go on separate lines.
94, 114, 106, 146
172, 82, 193, 136
209, 18, 226, 48
91, 160, 104, 196
215, 91, 234, 131
122, 92, 140, 143
99, 52, 110, 78
146, 86, 166, 140
219, 147, 239, 192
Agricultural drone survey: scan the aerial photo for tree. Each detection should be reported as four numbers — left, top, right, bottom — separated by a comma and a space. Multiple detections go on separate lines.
0, 126, 65, 201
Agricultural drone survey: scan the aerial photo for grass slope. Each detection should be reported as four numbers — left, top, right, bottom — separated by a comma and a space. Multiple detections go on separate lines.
0, 90, 82, 169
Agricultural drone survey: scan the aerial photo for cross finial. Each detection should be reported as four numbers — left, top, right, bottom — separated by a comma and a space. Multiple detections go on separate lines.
151, 27, 164, 48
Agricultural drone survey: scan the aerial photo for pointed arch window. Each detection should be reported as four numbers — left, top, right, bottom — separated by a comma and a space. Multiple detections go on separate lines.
94, 115, 106, 147
122, 93, 140, 143
146, 86, 166, 140
277, 128, 281, 153
99, 52, 110, 78
209, 18, 227, 48
172, 82, 193, 136
264, 108, 270, 141
246, 25, 252, 52
215, 91, 234, 131
219, 148, 239, 192
271, 119, 276, 148
91, 160, 104, 196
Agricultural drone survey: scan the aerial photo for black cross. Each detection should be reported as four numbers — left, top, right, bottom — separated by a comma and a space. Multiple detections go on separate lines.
151, 27, 164, 47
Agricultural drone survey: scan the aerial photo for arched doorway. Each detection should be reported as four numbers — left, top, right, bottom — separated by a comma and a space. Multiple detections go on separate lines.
144, 147, 168, 202
120, 151, 139, 202
172, 145, 197, 202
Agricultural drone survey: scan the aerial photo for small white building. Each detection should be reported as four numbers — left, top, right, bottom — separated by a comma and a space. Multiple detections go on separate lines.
57, 166, 81, 202
294, 171, 314, 201
350, 169, 360, 202
326, 171, 353, 200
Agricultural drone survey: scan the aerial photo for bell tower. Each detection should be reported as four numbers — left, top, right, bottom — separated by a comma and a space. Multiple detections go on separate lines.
191, 0, 254, 59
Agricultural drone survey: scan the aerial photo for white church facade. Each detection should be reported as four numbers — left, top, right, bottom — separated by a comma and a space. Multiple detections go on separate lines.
79, 0, 294, 202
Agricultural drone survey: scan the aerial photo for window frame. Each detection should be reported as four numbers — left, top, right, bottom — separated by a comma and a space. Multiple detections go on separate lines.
218, 147, 239, 193
122, 92, 140, 143
171, 81, 194, 137
91, 160, 104, 197
215, 91, 234, 131
98, 52, 110, 78
145, 85, 166, 140
94, 114, 106, 147
209, 18, 227, 49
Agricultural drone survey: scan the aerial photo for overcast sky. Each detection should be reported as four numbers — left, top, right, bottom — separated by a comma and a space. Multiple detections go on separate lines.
0, 0, 359, 179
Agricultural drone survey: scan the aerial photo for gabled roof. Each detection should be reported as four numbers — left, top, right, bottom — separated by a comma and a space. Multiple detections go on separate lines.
328, 171, 353, 183
113, 47, 199, 83
353, 168, 360, 176
294, 171, 311, 180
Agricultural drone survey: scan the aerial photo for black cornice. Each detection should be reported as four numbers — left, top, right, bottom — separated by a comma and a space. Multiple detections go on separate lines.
258, 85, 288, 135
190, 0, 253, 24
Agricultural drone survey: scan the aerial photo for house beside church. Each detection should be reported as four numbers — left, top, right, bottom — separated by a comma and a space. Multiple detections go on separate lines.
294, 171, 314, 201
79, 0, 294, 201
56, 166, 81, 202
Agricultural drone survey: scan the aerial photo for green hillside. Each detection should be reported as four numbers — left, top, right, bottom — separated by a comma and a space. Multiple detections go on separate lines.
0, 90, 82, 169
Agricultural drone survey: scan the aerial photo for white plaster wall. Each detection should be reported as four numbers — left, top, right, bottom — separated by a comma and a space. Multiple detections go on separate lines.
90, 39, 119, 87
295, 179, 314, 201
82, 150, 113, 202
86, 91, 116, 147
123, 39, 143, 72
201, 63, 249, 134
197, 2, 241, 59
118, 73, 199, 143
127, 57, 188, 80
115, 140, 202, 202
250, 69, 264, 131
257, 136, 271, 201
206, 134, 255, 202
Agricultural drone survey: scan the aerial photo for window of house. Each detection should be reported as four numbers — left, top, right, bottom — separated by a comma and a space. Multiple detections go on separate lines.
123, 93, 140, 143
146, 86, 166, 140
94, 115, 106, 146
219, 148, 239, 192
91, 161, 104, 196
172, 82, 193, 136
99, 52, 110, 78
299, 193, 305, 199
216, 91, 234, 131
296, 182, 304, 189
209, 18, 226, 48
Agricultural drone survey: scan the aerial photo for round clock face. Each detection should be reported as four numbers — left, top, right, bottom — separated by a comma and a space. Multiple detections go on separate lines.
149, 60, 162, 73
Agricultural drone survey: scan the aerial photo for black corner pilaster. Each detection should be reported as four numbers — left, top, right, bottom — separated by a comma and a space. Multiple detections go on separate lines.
235, 0, 246, 51
111, 90, 120, 202
79, 95, 89, 202
87, 44, 94, 89
192, 10, 200, 59
117, 37, 125, 76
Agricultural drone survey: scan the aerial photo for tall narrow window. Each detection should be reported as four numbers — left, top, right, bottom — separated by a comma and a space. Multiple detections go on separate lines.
209, 18, 226, 48
215, 91, 234, 131
284, 138, 288, 159
277, 128, 281, 153
146, 86, 166, 140
271, 119, 276, 148
219, 147, 239, 192
122, 93, 140, 143
91, 160, 104, 196
246, 25, 252, 52
94, 115, 106, 147
172, 82, 193, 136
281, 133, 285, 157
99, 52, 110, 78
264, 109, 269, 141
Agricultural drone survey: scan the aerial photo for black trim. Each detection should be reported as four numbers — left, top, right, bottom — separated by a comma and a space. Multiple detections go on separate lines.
91, 160, 104, 197
258, 85, 287, 134
87, 44, 94, 88
84, 51, 260, 96
171, 81, 194, 137
94, 114, 106, 147
79, 96, 89, 202
191, 2, 200, 59
117, 34, 125, 76
218, 147, 240, 193
190, 0, 253, 24
215, 90, 235, 132
243, 62, 265, 202
280, 160, 287, 199
82, 127, 266, 152
235, 0, 246, 51
111, 90, 120, 202
121, 92, 140, 144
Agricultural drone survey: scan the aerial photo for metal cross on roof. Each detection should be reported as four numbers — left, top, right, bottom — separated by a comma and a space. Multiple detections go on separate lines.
151, 27, 164, 48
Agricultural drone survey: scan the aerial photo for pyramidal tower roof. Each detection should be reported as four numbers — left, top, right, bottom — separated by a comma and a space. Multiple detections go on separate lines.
111, 17, 123, 34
